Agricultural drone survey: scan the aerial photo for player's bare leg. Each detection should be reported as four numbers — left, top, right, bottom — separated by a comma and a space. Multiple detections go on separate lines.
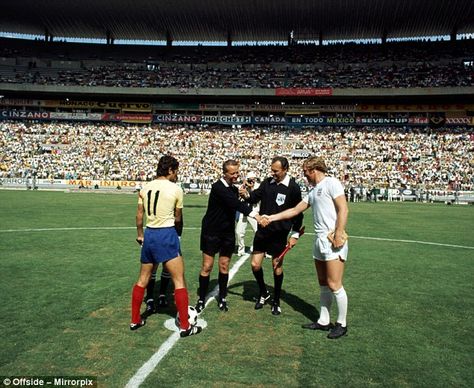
166, 256, 202, 337
316, 259, 348, 339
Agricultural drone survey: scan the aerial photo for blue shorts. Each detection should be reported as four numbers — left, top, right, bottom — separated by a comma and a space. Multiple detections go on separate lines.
140, 227, 181, 264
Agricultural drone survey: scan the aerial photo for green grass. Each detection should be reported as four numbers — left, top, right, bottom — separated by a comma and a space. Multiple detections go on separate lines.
0, 191, 473, 387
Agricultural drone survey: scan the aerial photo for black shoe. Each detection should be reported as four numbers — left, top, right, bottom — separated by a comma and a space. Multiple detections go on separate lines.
146, 298, 155, 310
141, 300, 155, 319
130, 319, 146, 331
254, 291, 271, 310
180, 324, 203, 338
327, 323, 347, 339
157, 295, 168, 308
301, 321, 333, 331
271, 302, 281, 315
218, 298, 229, 312
195, 299, 205, 313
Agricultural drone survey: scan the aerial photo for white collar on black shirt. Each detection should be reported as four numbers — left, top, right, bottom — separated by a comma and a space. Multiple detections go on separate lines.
270, 174, 290, 187
220, 177, 230, 187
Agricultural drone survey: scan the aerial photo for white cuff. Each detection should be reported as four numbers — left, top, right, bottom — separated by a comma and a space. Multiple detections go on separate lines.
290, 232, 300, 239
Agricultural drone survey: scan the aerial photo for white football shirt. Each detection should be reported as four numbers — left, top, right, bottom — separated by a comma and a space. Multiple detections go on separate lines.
303, 176, 345, 236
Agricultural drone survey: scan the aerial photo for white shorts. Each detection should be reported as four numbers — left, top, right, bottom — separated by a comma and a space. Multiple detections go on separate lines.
313, 235, 348, 262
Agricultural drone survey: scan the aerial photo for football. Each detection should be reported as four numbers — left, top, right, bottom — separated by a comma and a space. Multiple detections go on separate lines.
175, 305, 198, 328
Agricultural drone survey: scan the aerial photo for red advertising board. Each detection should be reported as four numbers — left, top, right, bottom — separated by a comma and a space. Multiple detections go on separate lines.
275, 88, 333, 96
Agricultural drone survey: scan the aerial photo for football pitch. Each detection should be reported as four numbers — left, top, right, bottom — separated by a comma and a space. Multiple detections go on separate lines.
0, 190, 473, 388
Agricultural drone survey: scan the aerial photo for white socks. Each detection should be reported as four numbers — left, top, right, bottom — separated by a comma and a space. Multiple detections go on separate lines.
333, 286, 348, 327
317, 285, 348, 327
317, 286, 333, 325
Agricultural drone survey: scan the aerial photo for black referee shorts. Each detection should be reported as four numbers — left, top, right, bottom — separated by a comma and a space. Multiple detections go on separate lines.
253, 229, 289, 258
200, 232, 235, 257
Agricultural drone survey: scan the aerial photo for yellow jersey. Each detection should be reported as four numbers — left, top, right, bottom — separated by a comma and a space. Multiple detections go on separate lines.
138, 178, 183, 228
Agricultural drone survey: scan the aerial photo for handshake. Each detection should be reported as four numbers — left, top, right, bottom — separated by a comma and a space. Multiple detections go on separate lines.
255, 214, 272, 227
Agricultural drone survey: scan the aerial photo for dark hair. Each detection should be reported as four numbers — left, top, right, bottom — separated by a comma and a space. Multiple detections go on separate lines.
156, 155, 179, 177
222, 159, 239, 174
271, 156, 289, 170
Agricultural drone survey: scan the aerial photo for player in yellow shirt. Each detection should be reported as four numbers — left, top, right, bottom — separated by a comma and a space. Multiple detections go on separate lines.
130, 155, 201, 337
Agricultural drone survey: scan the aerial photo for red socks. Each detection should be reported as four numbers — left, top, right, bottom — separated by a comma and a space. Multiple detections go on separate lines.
132, 284, 190, 330
131, 284, 145, 324
174, 288, 190, 330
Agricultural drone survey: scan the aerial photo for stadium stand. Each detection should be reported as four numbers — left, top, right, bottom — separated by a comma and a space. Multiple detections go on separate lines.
1, 121, 472, 197
0, 33, 474, 202
1, 39, 473, 88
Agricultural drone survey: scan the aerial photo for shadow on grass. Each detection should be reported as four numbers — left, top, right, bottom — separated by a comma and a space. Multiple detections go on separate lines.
144, 277, 218, 315
141, 278, 320, 325
227, 280, 320, 322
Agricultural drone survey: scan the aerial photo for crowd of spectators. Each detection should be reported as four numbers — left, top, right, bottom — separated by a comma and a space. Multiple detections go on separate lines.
1, 121, 473, 192
1, 39, 472, 88
2, 61, 470, 89
1, 38, 472, 65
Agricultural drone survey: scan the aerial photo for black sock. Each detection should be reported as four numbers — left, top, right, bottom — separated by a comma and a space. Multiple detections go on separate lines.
273, 272, 284, 304
145, 271, 156, 301
159, 271, 171, 296
252, 268, 267, 295
199, 274, 210, 301
218, 272, 229, 300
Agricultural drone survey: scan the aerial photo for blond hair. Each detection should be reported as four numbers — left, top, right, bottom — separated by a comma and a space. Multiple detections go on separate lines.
304, 156, 328, 173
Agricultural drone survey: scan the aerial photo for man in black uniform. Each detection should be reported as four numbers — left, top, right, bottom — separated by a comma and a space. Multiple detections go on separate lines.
240, 156, 303, 315
196, 159, 260, 313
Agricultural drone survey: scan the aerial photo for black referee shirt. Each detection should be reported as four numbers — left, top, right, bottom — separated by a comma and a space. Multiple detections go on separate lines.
247, 175, 303, 234
201, 178, 253, 235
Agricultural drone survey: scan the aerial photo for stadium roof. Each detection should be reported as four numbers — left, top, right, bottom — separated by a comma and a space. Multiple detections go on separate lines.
1, 0, 473, 43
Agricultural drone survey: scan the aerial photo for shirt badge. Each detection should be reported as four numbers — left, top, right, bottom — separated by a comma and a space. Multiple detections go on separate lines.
276, 193, 286, 206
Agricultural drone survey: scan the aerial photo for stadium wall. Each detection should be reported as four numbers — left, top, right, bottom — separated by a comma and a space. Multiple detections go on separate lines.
1, 82, 473, 99
1, 178, 473, 204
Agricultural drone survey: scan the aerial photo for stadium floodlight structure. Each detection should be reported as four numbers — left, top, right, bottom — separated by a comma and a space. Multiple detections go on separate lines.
0, 0, 473, 45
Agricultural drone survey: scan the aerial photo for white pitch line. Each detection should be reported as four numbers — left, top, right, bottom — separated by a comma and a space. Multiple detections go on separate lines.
1, 224, 473, 385
125, 253, 250, 388
1, 227, 473, 250
125, 332, 180, 388
346, 235, 474, 250
0, 226, 201, 233
0, 226, 135, 232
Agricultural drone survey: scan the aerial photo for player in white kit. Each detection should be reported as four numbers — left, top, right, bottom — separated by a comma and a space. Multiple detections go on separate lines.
261, 156, 349, 339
